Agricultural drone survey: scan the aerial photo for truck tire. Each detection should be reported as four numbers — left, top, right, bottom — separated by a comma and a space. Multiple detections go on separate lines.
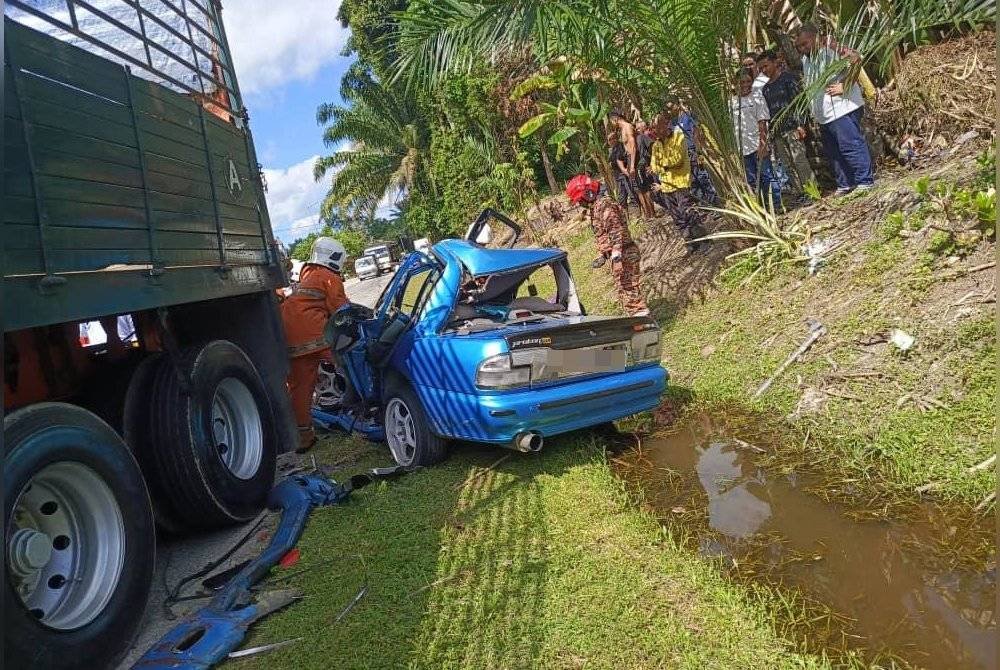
123, 354, 186, 535
382, 383, 447, 467
4, 403, 155, 670
147, 340, 277, 529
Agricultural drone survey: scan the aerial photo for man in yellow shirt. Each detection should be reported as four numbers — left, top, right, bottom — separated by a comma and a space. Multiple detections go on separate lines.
650, 114, 706, 251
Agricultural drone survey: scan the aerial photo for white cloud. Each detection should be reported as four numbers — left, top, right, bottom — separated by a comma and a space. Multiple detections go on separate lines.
224, 0, 349, 95
264, 155, 331, 242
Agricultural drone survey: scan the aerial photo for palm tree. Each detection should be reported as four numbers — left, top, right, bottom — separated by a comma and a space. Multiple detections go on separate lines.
314, 65, 430, 219
393, 0, 754, 186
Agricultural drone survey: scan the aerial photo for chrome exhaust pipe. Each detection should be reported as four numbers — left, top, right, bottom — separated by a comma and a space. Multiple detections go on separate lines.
514, 431, 543, 453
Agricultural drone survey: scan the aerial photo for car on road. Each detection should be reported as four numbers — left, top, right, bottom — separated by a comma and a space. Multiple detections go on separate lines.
319, 210, 668, 466
362, 244, 395, 275
355, 255, 380, 281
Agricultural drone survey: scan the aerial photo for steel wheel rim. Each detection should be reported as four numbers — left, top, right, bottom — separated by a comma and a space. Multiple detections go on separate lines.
313, 363, 346, 409
8, 462, 126, 630
211, 377, 263, 480
385, 398, 417, 465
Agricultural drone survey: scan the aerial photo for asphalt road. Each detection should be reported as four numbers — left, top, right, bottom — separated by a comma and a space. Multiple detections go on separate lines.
344, 269, 395, 308
119, 268, 396, 667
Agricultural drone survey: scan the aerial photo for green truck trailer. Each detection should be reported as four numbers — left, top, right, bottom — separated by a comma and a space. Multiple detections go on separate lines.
3, 3, 297, 667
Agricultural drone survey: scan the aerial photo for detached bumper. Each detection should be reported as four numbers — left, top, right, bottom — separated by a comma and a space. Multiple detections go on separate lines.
416, 364, 667, 445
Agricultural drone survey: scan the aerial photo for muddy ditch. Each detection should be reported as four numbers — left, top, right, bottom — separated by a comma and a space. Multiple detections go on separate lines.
610, 411, 996, 669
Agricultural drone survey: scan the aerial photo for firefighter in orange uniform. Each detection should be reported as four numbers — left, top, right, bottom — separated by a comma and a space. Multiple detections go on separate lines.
281, 237, 349, 452
566, 174, 650, 317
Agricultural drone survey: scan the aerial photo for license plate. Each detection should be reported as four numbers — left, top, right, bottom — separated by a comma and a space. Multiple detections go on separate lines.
528, 342, 630, 382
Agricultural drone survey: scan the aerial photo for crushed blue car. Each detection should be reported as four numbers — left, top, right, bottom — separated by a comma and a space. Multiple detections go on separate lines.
312, 210, 668, 466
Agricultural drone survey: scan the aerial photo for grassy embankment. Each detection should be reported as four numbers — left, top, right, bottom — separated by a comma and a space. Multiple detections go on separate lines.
543, 144, 995, 510
228, 145, 993, 669
230, 436, 830, 670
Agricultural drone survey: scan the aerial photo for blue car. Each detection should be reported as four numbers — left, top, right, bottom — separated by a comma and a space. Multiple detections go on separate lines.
315, 210, 668, 466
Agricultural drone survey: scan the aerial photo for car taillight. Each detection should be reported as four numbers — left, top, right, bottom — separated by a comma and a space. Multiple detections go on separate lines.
475, 354, 531, 390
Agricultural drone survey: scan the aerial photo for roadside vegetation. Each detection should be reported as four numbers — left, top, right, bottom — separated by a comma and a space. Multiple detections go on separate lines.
533, 140, 996, 511
257, 1, 998, 667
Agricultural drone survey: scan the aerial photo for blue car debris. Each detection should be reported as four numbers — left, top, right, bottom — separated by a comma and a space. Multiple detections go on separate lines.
313, 210, 668, 466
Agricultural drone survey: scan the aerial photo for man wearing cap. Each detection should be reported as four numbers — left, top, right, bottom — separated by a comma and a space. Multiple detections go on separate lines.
566, 174, 650, 317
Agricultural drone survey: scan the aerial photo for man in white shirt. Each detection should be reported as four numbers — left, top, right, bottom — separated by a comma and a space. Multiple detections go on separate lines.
730, 69, 781, 210
795, 22, 874, 195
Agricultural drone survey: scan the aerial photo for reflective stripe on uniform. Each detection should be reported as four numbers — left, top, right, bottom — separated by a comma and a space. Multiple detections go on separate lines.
290, 286, 326, 299
287, 338, 328, 357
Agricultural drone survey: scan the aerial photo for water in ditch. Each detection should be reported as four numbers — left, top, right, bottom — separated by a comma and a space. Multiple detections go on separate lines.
612, 413, 996, 669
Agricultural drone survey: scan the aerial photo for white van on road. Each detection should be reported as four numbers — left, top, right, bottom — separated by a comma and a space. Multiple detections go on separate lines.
355, 255, 379, 281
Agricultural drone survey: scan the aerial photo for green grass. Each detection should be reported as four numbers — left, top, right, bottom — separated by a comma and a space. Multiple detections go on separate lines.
228, 178, 991, 667
531, 197, 993, 506
656, 233, 995, 507
230, 437, 822, 669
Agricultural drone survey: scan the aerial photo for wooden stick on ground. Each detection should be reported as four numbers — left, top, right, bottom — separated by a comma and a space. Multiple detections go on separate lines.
753, 322, 826, 399
733, 438, 766, 454
966, 454, 996, 474
975, 491, 996, 512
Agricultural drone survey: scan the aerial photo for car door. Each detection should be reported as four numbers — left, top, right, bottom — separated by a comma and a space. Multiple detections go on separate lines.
365, 256, 441, 368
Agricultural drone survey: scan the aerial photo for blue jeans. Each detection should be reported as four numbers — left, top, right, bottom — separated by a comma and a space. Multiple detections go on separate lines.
819, 107, 874, 190
743, 152, 782, 210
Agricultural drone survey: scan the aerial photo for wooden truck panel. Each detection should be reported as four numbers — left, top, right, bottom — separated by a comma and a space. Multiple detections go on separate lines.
3, 17, 282, 332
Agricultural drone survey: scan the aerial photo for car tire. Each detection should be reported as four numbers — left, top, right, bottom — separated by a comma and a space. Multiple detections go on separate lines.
146, 340, 277, 529
4, 403, 155, 670
123, 353, 186, 535
382, 383, 447, 467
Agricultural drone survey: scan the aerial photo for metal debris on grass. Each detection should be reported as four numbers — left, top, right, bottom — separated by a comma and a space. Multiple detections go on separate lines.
228, 638, 302, 659
754, 319, 827, 399
334, 585, 369, 623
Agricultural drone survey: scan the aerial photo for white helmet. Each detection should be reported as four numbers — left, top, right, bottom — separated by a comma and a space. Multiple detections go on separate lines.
309, 236, 347, 272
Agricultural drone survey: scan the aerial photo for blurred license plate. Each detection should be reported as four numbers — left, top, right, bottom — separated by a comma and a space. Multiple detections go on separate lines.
544, 343, 629, 377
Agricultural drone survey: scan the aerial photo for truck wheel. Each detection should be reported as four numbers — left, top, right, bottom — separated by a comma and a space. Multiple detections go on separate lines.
4, 403, 155, 670
383, 383, 447, 467
147, 340, 277, 528
123, 354, 186, 535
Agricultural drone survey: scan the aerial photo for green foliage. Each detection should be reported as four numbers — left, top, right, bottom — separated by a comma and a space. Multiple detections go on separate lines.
926, 229, 956, 256
802, 179, 821, 202
912, 176, 996, 241
513, 61, 610, 176
974, 145, 996, 191
288, 226, 368, 265
337, 0, 409, 80
314, 68, 430, 219
406, 129, 534, 240
880, 211, 907, 241
701, 192, 809, 285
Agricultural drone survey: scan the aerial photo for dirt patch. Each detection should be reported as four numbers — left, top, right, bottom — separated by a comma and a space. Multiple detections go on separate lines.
875, 30, 997, 143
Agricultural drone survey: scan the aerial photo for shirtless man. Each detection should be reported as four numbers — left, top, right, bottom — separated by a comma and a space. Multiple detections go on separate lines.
609, 109, 638, 182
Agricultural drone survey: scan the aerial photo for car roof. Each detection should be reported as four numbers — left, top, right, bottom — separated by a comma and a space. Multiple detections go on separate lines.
433, 239, 566, 277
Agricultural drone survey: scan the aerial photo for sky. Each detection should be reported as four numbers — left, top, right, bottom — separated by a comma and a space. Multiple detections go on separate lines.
223, 0, 354, 244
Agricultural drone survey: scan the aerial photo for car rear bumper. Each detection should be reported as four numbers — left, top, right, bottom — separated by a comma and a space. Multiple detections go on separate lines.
415, 364, 667, 445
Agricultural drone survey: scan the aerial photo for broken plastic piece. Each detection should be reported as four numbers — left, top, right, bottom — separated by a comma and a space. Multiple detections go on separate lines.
279, 548, 301, 569
889, 329, 915, 352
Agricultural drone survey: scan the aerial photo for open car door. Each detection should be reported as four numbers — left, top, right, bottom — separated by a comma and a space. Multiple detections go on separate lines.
465, 209, 522, 249
366, 253, 441, 367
